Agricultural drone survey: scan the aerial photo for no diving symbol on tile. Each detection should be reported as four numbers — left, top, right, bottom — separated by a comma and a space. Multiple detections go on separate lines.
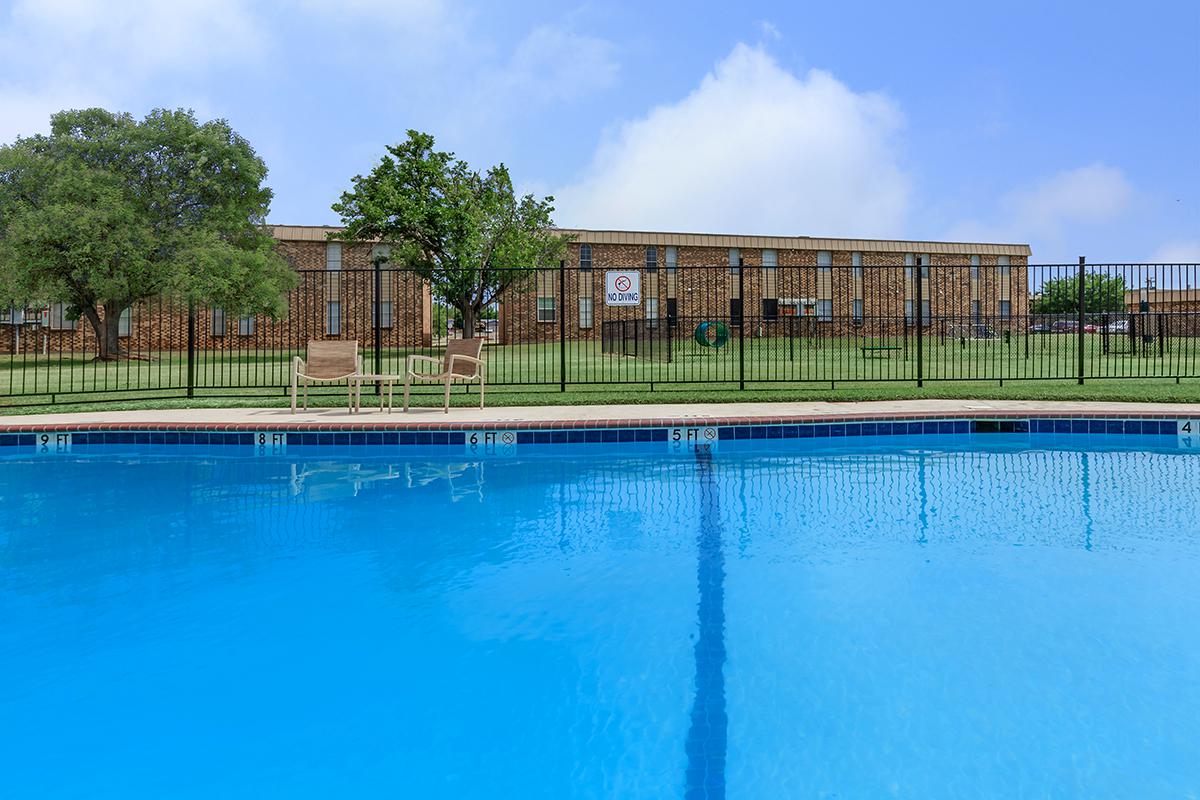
669, 427, 719, 453
466, 430, 517, 456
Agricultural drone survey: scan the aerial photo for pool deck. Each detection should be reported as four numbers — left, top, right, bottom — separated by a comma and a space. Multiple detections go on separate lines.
1, 399, 1198, 431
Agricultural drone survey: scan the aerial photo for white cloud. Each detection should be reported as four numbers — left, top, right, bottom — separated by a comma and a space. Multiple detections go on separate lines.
3, 0, 264, 76
553, 44, 910, 237
0, 0, 267, 140
757, 20, 782, 41
1003, 164, 1132, 232
493, 24, 618, 105
1152, 239, 1200, 263
947, 164, 1134, 246
0, 0, 457, 141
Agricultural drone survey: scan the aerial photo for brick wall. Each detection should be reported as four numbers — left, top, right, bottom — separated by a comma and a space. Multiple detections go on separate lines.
499, 243, 1031, 344
1, 238, 432, 356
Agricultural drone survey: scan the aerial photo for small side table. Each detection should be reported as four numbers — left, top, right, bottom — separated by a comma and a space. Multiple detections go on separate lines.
351, 374, 402, 413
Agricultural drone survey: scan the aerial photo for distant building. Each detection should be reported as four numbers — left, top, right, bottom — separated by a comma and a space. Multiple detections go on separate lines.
498, 229, 1031, 344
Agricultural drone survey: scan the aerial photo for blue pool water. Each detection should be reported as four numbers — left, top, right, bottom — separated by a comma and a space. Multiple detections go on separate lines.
1, 435, 1198, 798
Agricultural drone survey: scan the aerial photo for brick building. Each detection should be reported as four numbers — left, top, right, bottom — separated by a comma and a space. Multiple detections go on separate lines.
1, 225, 1031, 355
1124, 287, 1200, 337
0, 225, 432, 356
498, 229, 1032, 344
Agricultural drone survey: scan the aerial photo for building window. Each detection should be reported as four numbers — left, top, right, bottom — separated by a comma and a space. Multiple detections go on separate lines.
852, 299, 864, 324
665, 246, 677, 273
999, 300, 1011, 320
371, 243, 390, 267
212, 308, 227, 337
326, 301, 340, 335
645, 246, 658, 272
998, 255, 1011, 279
372, 244, 393, 329
970, 254, 980, 281
536, 270, 556, 323
762, 248, 778, 297
852, 251, 863, 280
905, 300, 931, 325
729, 298, 743, 326
971, 300, 982, 324
326, 241, 342, 336
646, 297, 659, 327
578, 297, 593, 329
47, 302, 77, 330
118, 308, 132, 337
374, 301, 393, 329
579, 244, 593, 271
729, 248, 740, 275
816, 251, 833, 320
667, 297, 678, 324
239, 315, 255, 336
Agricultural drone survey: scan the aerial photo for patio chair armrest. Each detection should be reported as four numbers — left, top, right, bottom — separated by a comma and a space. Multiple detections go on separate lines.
448, 354, 485, 367
406, 354, 442, 374
292, 356, 306, 375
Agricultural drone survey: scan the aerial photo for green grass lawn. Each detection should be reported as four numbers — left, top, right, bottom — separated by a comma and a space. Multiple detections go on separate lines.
2, 333, 1198, 413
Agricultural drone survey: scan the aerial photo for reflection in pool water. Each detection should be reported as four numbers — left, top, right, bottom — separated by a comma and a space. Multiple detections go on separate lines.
1, 440, 1197, 798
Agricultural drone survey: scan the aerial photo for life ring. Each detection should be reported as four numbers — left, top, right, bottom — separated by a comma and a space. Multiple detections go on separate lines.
694, 321, 730, 348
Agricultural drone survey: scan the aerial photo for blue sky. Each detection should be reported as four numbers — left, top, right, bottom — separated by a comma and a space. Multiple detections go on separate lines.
1, 0, 1197, 263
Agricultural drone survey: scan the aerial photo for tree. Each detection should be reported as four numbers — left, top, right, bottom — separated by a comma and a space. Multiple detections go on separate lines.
0, 108, 295, 359
332, 130, 567, 338
1031, 273, 1128, 315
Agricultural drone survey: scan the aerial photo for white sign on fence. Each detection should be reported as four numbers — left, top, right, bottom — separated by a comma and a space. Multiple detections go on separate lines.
605, 271, 641, 306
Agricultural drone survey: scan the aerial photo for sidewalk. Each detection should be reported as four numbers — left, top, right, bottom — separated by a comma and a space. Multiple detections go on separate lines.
3, 399, 1198, 430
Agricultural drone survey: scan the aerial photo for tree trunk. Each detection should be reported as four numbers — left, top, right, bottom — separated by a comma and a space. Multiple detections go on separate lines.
461, 304, 477, 340
81, 302, 127, 360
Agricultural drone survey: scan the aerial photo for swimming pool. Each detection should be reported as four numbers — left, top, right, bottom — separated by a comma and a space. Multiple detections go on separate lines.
1, 420, 1197, 798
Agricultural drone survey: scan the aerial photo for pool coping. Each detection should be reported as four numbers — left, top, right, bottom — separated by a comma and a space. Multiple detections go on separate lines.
1, 407, 1198, 433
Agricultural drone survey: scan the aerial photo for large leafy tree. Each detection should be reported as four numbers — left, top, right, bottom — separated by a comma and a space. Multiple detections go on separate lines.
0, 108, 295, 359
1032, 273, 1128, 314
333, 130, 567, 338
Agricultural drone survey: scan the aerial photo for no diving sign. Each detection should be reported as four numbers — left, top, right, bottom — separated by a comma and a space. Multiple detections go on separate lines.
605, 271, 641, 306
668, 427, 719, 453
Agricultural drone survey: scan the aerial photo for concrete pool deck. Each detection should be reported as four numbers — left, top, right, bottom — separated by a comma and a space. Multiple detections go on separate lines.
2, 399, 1198, 431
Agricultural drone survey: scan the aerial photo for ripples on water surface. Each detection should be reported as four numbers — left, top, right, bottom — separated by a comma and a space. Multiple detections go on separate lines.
1, 438, 1197, 798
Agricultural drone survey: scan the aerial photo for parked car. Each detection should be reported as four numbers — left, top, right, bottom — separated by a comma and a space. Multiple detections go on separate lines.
1105, 320, 1130, 334
1050, 320, 1078, 333
1029, 321, 1052, 333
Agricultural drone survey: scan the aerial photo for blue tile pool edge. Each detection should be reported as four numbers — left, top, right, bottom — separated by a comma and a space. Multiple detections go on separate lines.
1, 416, 1194, 452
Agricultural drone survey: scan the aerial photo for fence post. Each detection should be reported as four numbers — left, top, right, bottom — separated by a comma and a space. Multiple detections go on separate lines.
186, 300, 195, 398
1077, 256, 1086, 385
559, 259, 567, 392
738, 257, 745, 390
373, 255, 383, 394
915, 261, 923, 387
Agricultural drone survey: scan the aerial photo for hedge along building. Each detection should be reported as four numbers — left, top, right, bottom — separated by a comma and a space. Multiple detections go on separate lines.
0, 225, 433, 356
496, 229, 1033, 345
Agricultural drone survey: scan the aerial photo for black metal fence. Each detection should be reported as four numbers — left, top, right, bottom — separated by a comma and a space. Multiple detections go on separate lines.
2, 260, 1197, 406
